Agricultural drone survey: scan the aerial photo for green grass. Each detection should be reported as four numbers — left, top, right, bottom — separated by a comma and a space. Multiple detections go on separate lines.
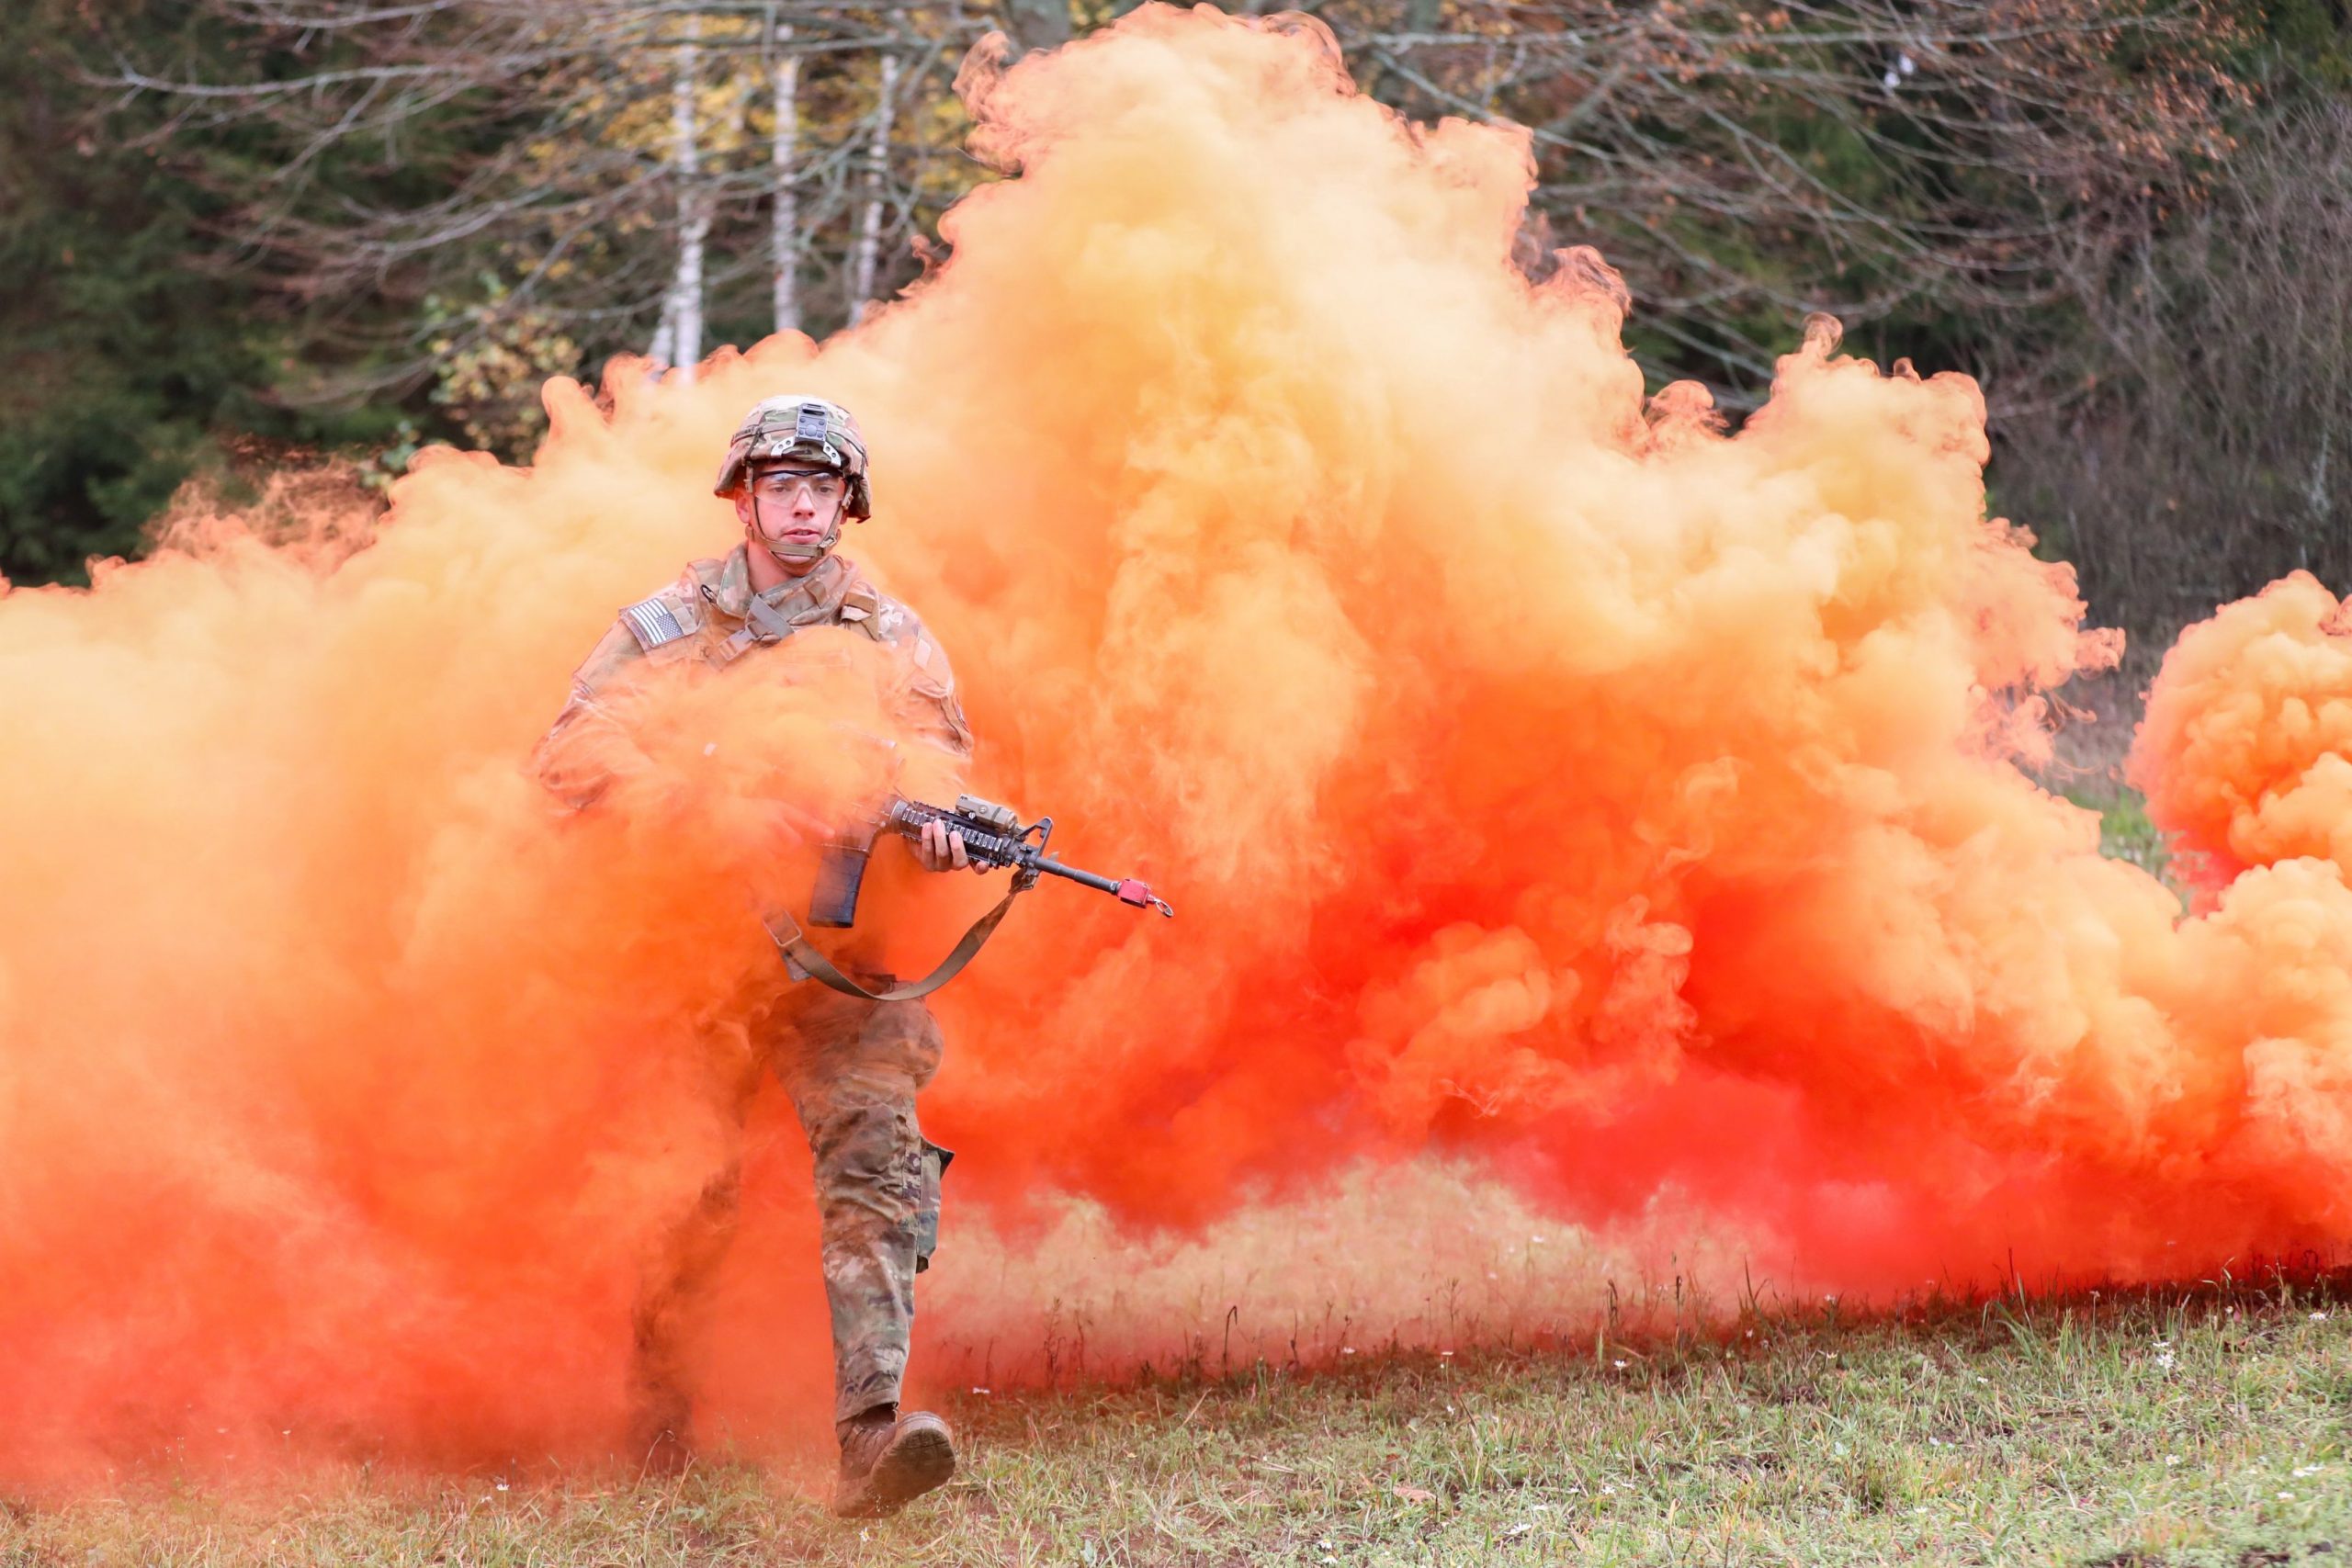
2087, 790, 2168, 877
2061, 783, 2192, 892
8, 1277, 2351, 1566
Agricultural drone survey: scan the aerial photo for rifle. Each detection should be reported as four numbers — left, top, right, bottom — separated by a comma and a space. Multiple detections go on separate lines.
763, 794, 1174, 1002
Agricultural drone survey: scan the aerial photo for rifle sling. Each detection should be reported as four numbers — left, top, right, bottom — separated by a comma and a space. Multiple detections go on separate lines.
762, 881, 1028, 1003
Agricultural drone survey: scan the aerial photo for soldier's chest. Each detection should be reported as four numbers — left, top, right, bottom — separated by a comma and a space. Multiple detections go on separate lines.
684, 616, 876, 684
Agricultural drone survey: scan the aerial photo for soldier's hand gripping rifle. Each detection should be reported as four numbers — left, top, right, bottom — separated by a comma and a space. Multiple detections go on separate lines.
762, 794, 1174, 1003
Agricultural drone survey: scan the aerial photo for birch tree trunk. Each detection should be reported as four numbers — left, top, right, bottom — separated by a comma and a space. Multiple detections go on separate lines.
847, 49, 899, 327
662, 11, 710, 380
769, 8, 801, 335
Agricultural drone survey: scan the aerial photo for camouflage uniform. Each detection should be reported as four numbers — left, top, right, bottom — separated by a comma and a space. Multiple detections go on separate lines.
539, 541, 969, 1434
539, 545, 971, 801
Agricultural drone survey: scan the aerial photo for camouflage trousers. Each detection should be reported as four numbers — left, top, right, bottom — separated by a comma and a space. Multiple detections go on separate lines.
631, 986, 947, 1433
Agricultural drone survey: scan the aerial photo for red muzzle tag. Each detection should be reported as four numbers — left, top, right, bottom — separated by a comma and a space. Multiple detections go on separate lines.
1114, 879, 1176, 918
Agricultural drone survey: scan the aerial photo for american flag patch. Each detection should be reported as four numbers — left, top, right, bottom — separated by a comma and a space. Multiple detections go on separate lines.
621, 598, 688, 651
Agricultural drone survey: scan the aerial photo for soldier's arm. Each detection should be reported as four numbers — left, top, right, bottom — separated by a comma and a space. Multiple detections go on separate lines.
888, 622, 975, 767
890, 628, 983, 874
532, 620, 665, 810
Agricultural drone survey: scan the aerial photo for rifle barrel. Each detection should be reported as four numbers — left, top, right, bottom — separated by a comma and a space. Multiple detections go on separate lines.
1023, 853, 1121, 895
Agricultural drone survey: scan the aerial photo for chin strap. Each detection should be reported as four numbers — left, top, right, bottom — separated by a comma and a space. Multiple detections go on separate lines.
761, 526, 840, 563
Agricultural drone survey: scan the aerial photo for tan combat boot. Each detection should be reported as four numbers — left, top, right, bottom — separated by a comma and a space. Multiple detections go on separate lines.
832, 1406, 956, 1517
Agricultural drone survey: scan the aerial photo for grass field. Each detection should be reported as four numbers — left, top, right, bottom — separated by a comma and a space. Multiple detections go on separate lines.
7, 1271, 2349, 1567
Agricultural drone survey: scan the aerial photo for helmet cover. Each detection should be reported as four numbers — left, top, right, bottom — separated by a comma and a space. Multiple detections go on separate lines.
713, 395, 872, 519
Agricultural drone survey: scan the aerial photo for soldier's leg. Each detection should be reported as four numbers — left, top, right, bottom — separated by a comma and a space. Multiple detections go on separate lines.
628, 1157, 744, 1466
775, 990, 944, 1427
626, 1029, 768, 1467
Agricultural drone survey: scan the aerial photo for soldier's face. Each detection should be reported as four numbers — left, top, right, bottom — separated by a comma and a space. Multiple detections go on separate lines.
736, 465, 850, 572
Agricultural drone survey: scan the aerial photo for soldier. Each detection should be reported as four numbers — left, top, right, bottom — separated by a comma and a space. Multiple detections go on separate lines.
537, 396, 977, 1517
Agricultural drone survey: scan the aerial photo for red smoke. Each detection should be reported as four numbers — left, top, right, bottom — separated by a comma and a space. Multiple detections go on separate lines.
3, 4, 2348, 1484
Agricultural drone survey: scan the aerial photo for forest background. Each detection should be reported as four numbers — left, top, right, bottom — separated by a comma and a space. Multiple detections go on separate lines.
4, 0, 2348, 693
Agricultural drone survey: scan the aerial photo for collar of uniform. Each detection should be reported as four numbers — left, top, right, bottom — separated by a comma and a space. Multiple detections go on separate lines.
710, 545, 854, 623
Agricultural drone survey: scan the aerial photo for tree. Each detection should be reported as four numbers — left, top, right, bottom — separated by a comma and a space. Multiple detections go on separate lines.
1995, 96, 2352, 665
847, 47, 901, 324
13, 0, 2308, 611
97, 0, 1012, 410
1323, 0, 2248, 407
0, 0, 396, 582
770, 6, 805, 334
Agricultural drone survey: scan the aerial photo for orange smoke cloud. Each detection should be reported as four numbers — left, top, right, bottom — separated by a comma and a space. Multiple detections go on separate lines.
2132, 571, 2352, 886
4, 2, 2349, 1483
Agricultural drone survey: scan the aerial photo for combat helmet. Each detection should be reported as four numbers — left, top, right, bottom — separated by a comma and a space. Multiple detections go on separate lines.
714, 395, 873, 519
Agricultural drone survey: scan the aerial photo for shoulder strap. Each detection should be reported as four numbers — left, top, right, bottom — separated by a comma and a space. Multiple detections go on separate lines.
761, 881, 1029, 1002
743, 592, 797, 642
841, 583, 888, 642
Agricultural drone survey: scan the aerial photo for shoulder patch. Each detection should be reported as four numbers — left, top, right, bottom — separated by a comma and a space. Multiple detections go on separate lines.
620, 596, 691, 651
